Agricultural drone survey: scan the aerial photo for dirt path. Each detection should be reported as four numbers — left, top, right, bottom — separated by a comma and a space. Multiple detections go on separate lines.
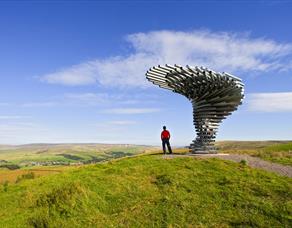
163, 154, 292, 178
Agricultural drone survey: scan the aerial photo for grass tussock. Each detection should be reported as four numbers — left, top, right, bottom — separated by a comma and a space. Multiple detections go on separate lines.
27, 182, 88, 228
16, 172, 35, 183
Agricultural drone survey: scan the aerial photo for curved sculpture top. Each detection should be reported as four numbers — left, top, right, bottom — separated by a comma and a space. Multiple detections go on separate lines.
146, 64, 244, 153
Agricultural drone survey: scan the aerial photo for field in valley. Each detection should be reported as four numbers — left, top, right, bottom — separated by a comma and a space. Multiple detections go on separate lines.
0, 144, 156, 184
0, 143, 155, 166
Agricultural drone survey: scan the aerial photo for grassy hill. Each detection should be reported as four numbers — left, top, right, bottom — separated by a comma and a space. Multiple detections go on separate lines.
0, 153, 291, 227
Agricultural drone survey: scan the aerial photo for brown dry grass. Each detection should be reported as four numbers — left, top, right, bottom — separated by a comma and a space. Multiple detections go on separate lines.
0, 166, 75, 183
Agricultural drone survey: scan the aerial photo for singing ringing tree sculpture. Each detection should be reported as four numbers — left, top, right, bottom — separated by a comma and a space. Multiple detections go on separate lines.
146, 64, 244, 154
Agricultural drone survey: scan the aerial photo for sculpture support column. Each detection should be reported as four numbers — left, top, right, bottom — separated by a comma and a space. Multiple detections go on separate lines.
191, 101, 218, 153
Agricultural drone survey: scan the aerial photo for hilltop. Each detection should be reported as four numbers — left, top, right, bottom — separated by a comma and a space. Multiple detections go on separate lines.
0, 152, 291, 227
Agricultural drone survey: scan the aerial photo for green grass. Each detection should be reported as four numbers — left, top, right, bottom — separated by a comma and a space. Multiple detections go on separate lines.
0, 154, 291, 227
264, 142, 292, 152
217, 141, 292, 166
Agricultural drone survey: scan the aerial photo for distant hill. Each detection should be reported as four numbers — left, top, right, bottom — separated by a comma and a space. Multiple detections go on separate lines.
216, 140, 292, 165
0, 143, 157, 168
216, 140, 292, 150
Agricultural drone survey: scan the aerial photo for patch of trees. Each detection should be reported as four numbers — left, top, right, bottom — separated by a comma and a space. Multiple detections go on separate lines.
88, 156, 107, 163
57, 154, 83, 161
0, 164, 20, 170
106, 151, 133, 158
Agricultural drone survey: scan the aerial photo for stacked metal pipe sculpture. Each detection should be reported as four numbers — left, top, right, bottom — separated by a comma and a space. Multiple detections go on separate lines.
146, 64, 244, 153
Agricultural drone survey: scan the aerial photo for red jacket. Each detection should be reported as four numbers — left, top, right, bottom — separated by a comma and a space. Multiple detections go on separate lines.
161, 130, 170, 140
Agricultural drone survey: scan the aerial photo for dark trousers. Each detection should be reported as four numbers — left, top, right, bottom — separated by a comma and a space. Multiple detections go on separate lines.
162, 138, 172, 154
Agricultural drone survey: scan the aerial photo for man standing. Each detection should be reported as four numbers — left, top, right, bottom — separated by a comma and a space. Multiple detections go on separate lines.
161, 126, 172, 154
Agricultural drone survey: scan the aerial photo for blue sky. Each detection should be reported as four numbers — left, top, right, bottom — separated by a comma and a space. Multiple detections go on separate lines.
0, 1, 291, 145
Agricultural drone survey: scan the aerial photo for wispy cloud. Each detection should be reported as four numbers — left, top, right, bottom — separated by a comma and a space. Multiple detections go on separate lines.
64, 93, 110, 106
40, 30, 292, 87
21, 102, 58, 108
248, 92, 292, 112
20, 92, 158, 108
103, 108, 160, 114
107, 120, 137, 125
15, 92, 160, 113
0, 122, 53, 144
0, 103, 10, 106
64, 92, 144, 105
19, 94, 108, 108
0, 115, 31, 120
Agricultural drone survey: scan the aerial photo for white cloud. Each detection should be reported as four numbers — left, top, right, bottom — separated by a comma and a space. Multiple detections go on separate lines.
41, 30, 292, 87
103, 108, 160, 114
40, 62, 98, 85
248, 92, 292, 112
41, 54, 156, 87
128, 31, 292, 71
